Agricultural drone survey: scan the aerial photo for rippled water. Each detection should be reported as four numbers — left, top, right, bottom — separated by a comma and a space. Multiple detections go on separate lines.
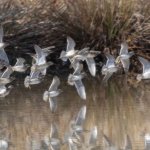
0, 76, 150, 150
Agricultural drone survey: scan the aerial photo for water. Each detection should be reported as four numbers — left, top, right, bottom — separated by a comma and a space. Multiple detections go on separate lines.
0, 76, 150, 150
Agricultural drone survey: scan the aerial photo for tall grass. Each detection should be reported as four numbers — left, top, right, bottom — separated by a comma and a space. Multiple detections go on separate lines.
0, 0, 149, 56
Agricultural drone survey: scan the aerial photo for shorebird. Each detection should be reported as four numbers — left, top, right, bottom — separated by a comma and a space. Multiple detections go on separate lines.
68, 63, 86, 100
28, 45, 55, 64
71, 48, 100, 77
31, 45, 53, 75
69, 105, 87, 141
12, 57, 29, 73
60, 36, 78, 62
0, 85, 13, 98
137, 56, 150, 81
24, 70, 43, 88
102, 54, 118, 83
43, 76, 62, 112
63, 107, 87, 150
44, 123, 61, 150
0, 67, 14, 85
116, 42, 134, 72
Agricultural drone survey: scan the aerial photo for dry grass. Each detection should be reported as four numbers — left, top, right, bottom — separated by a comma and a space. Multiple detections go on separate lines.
0, 0, 150, 59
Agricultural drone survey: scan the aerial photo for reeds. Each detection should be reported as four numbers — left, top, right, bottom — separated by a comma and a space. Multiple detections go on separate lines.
0, 0, 150, 58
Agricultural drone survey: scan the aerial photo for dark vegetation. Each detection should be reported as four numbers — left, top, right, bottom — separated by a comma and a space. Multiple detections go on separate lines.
0, 0, 150, 74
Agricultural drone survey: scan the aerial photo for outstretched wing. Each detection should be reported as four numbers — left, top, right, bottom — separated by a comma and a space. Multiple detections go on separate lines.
67, 36, 76, 52
120, 42, 128, 55
121, 58, 130, 72
78, 47, 89, 55
49, 76, 60, 91
73, 63, 83, 75
138, 57, 150, 73
86, 57, 96, 77
75, 105, 86, 126
34, 45, 46, 65
0, 48, 9, 65
42, 45, 55, 52
49, 97, 57, 113
103, 72, 113, 83
105, 54, 115, 68
1, 67, 13, 78
74, 80, 86, 100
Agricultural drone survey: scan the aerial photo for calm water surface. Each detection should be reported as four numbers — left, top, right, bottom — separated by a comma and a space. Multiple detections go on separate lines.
0, 76, 150, 150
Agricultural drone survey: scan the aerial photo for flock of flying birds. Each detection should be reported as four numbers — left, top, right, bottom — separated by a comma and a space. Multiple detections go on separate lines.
0, 25, 150, 150
0, 26, 150, 109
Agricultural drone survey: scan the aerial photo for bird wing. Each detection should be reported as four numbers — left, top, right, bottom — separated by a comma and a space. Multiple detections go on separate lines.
34, 45, 46, 65
120, 42, 128, 55
73, 63, 83, 75
15, 58, 25, 66
0, 25, 3, 43
42, 45, 55, 52
74, 80, 86, 100
60, 50, 68, 62
30, 70, 40, 79
1, 67, 13, 78
138, 57, 150, 73
103, 72, 113, 83
0, 85, 7, 94
121, 58, 130, 72
77, 47, 90, 55
67, 36, 76, 52
105, 54, 115, 68
49, 76, 60, 91
75, 105, 86, 126
50, 123, 59, 139
88, 126, 97, 146
86, 57, 96, 77
49, 97, 57, 113
0, 48, 9, 65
